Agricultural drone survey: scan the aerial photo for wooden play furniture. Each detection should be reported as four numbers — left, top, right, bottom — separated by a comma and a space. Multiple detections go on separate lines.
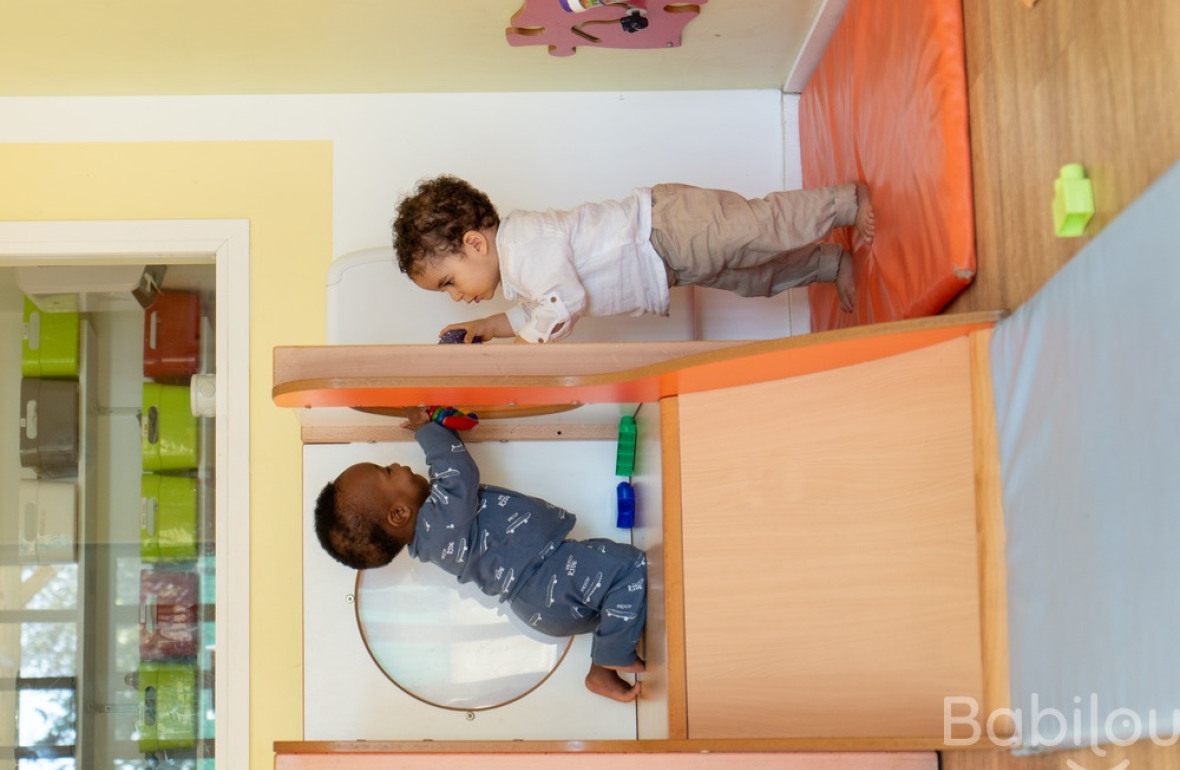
273, 312, 1010, 753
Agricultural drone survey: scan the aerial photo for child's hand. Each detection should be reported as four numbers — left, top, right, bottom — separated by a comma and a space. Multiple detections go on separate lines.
400, 408, 432, 431
439, 327, 481, 344
401, 406, 480, 432
425, 406, 480, 431
439, 313, 513, 343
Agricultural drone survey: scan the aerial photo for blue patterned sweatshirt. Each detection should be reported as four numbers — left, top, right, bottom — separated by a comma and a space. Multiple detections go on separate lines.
406, 423, 576, 601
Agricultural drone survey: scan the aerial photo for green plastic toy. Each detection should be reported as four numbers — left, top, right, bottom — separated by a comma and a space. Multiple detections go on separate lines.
615, 413, 639, 528
1053, 163, 1094, 237
615, 414, 637, 477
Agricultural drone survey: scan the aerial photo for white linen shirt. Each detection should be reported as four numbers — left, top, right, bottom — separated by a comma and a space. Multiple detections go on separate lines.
497, 188, 671, 343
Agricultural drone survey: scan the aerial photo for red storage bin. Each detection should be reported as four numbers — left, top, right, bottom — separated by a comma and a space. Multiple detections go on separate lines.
139, 569, 199, 660
143, 291, 201, 382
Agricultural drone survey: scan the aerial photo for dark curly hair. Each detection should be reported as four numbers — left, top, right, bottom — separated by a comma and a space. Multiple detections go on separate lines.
392, 175, 500, 276
314, 480, 403, 570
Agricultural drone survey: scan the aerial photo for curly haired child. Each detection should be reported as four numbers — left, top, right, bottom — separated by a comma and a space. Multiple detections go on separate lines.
393, 175, 874, 343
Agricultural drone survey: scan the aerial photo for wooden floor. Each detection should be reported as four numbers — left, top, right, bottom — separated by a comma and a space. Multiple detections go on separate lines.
945, 0, 1180, 315
944, 1, 1180, 768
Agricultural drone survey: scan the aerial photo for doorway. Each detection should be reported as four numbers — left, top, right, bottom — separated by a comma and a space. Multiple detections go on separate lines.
0, 219, 249, 770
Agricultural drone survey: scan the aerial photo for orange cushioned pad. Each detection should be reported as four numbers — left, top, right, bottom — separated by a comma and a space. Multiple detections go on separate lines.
800, 0, 975, 330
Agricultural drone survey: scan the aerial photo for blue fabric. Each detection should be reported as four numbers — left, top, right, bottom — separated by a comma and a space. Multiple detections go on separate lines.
990, 161, 1180, 750
408, 423, 575, 600
406, 423, 646, 667
510, 539, 647, 667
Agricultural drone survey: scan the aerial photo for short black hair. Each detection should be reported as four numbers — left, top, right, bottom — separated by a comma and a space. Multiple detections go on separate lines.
392, 175, 500, 276
313, 480, 404, 570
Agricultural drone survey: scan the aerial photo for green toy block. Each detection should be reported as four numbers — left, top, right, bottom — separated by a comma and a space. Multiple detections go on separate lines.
1053, 163, 1094, 237
615, 415, 637, 476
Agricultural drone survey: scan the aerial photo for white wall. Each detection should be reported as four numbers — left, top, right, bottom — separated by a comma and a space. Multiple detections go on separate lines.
0, 91, 794, 337
0, 92, 780, 251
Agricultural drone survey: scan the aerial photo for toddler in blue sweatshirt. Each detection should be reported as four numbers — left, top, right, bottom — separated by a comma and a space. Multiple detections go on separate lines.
314, 409, 647, 702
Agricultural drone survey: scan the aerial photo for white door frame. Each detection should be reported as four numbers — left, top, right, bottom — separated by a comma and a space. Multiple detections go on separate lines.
0, 218, 250, 770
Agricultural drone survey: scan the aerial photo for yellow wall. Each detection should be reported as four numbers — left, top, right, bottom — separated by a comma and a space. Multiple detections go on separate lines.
0, 0, 813, 95
0, 141, 331, 769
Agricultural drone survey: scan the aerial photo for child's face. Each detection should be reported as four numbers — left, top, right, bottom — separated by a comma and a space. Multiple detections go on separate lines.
411, 231, 500, 304
337, 461, 430, 536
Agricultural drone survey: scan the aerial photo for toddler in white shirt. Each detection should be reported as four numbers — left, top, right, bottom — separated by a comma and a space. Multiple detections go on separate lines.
393, 175, 875, 343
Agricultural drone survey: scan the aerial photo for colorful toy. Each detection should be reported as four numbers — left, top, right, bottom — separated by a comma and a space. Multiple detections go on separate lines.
615, 412, 639, 528
616, 480, 636, 528
438, 328, 484, 344
560, 0, 611, 11
559, 0, 650, 31
615, 414, 637, 476
427, 405, 480, 431
1053, 163, 1095, 237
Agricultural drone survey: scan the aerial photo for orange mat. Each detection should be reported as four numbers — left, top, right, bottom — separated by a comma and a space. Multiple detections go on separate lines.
800, 0, 975, 330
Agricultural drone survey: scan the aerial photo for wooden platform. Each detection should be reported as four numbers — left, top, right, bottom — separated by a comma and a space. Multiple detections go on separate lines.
272, 314, 1002, 412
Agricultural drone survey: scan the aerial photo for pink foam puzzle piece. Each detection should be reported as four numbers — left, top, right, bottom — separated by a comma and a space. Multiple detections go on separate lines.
506, 1, 707, 57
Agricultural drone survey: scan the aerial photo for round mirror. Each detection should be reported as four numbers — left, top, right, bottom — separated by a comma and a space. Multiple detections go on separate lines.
355, 555, 571, 710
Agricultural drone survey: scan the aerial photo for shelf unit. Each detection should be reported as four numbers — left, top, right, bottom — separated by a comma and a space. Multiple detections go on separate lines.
9, 287, 216, 770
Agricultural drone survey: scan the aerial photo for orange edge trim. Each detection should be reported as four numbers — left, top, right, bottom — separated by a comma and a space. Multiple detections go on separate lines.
274, 320, 997, 409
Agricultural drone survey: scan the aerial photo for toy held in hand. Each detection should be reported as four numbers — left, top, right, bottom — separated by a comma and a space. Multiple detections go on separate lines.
427, 405, 480, 431
438, 328, 484, 344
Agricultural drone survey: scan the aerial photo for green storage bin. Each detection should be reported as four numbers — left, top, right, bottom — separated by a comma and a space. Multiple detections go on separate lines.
21, 297, 80, 379
142, 383, 199, 471
137, 662, 197, 752
141, 473, 199, 563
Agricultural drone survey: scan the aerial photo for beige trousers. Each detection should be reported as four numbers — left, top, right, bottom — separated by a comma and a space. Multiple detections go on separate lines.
649, 182, 857, 296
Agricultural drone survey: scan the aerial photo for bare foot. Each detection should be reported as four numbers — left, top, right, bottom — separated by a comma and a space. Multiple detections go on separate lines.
855, 182, 876, 244
836, 251, 856, 312
606, 659, 646, 674
585, 662, 642, 702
